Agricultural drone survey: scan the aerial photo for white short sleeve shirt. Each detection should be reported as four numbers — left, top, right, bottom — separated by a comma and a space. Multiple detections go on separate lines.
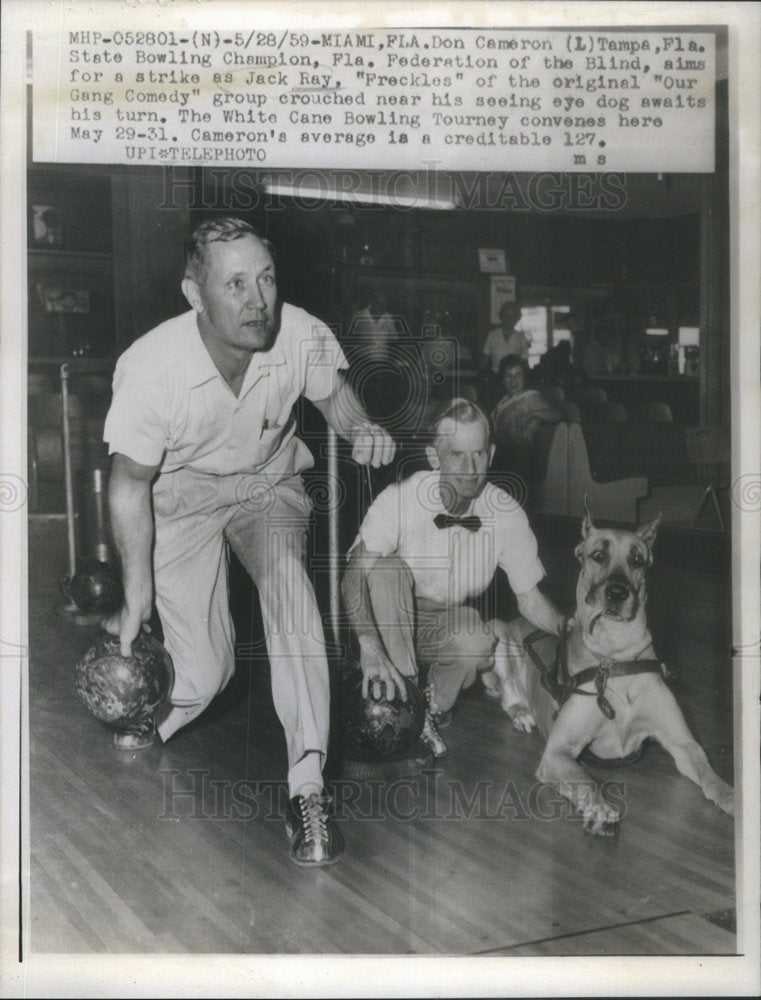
104, 303, 347, 478
351, 470, 545, 605
482, 326, 531, 370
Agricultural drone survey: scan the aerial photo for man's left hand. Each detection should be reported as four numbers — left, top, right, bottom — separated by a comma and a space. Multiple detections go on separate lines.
350, 422, 396, 468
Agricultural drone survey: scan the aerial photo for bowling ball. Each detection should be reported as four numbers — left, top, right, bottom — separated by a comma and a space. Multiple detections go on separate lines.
75, 630, 173, 730
343, 670, 426, 759
68, 558, 123, 614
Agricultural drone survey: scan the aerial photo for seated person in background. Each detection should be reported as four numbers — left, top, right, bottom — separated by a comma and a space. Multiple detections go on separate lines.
341, 398, 565, 758
532, 339, 585, 386
478, 302, 531, 412
492, 354, 563, 453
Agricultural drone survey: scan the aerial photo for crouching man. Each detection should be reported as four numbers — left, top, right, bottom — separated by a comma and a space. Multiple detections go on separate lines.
341, 398, 565, 756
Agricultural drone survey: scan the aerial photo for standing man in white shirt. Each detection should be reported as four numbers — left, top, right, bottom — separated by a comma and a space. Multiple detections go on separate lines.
479, 301, 532, 412
482, 301, 532, 372
341, 398, 564, 757
103, 217, 395, 867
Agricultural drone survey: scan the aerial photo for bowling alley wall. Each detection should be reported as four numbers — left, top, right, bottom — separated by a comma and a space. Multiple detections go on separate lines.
27, 163, 729, 433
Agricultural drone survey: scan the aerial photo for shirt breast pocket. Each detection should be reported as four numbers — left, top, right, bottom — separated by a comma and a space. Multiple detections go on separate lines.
170, 388, 222, 452
262, 378, 296, 432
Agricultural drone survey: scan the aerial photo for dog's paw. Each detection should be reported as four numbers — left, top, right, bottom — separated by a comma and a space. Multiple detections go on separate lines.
507, 706, 536, 733
481, 670, 501, 700
582, 802, 620, 838
711, 784, 735, 817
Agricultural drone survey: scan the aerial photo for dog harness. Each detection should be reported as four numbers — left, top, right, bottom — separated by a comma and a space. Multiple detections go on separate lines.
523, 628, 671, 767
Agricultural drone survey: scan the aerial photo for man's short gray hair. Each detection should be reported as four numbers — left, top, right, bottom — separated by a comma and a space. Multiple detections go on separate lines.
429, 397, 492, 447
183, 217, 276, 283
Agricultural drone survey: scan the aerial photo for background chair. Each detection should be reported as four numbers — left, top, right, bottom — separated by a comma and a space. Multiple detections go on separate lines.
633, 402, 674, 423
684, 426, 731, 530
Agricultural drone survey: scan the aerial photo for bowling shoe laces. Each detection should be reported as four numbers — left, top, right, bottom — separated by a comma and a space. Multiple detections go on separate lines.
421, 711, 448, 757
113, 716, 157, 751
285, 792, 344, 868
421, 684, 448, 757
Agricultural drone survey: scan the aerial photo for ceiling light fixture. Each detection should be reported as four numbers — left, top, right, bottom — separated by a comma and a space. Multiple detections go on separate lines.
262, 180, 458, 211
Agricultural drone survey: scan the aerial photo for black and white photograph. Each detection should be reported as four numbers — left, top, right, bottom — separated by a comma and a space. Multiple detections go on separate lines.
1, 1, 759, 996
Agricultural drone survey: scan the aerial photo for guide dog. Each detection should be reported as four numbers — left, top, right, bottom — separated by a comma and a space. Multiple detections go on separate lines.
482, 511, 735, 836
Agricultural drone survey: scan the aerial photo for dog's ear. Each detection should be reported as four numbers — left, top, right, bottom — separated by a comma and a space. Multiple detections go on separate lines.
581, 500, 595, 541
636, 512, 663, 557
576, 502, 594, 561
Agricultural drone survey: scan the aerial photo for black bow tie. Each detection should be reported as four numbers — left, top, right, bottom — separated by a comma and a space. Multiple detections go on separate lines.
434, 512, 482, 533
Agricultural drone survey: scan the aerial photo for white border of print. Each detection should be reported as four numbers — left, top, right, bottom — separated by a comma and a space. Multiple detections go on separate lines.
1, 1, 759, 997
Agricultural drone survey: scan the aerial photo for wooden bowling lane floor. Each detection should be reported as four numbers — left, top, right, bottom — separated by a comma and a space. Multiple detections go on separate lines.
26, 517, 736, 955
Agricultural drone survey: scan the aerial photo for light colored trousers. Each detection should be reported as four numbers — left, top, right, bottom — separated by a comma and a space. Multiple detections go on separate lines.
361, 555, 499, 712
152, 468, 328, 794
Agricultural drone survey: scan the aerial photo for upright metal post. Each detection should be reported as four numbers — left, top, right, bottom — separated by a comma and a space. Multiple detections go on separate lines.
88, 469, 110, 563
327, 427, 340, 650
60, 363, 77, 582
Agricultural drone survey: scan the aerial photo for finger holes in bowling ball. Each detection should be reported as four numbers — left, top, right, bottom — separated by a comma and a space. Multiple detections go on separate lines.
342, 672, 425, 759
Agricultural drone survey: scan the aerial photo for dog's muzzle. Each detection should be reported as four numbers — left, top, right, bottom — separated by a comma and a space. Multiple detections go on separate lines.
601, 577, 640, 621
605, 580, 630, 607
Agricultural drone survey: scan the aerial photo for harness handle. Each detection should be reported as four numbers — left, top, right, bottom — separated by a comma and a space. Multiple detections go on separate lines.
594, 659, 616, 719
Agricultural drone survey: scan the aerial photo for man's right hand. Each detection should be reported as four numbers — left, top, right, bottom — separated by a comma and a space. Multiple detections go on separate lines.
102, 594, 152, 657
359, 641, 408, 703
